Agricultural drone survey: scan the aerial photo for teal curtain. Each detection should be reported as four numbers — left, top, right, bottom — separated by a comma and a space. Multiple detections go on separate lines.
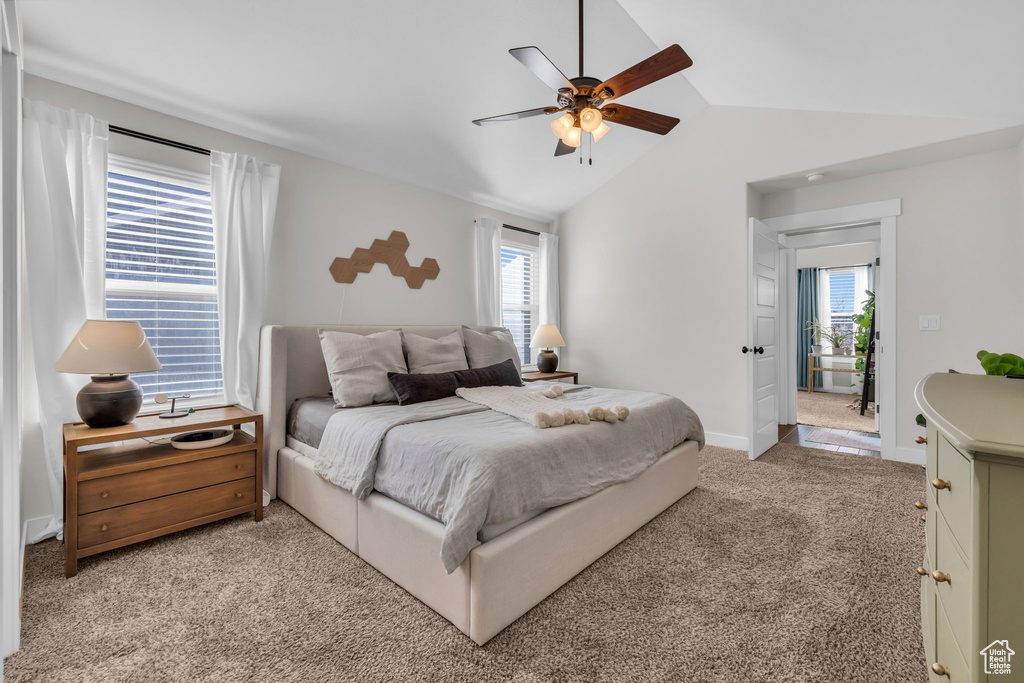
797, 267, 822, 389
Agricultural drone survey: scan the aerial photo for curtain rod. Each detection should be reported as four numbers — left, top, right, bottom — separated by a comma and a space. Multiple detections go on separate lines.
502, 223, 541, 237
109, 125, 211, 156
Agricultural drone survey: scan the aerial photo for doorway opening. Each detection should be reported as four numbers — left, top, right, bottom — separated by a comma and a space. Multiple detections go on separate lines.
783, 245, 879, 456
747, 200, 899, 461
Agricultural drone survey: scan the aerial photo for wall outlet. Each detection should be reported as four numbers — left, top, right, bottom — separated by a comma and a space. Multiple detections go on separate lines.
920, 315, 940, 331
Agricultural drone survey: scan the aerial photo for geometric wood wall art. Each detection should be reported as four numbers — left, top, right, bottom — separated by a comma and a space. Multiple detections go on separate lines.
328, 231, 440, 289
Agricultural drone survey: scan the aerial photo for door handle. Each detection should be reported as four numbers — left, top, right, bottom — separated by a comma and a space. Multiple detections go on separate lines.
754, 346, 764, 354
742, 346, 750, 354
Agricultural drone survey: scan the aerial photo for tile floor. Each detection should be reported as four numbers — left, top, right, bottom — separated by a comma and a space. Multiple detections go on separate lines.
778, 423, 882, 458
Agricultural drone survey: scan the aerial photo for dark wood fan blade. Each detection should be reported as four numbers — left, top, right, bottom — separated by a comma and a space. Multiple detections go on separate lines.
554, 140, 575, 156
601, 105, 680, 135
595, 44, 693, 101
510, 46, 577, 94
473, 107, 559, 126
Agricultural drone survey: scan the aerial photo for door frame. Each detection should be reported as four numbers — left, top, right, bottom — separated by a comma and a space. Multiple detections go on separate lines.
754, 199, 900, 462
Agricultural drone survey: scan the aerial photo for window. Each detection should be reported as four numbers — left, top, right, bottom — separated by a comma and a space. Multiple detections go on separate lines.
104, 158, 223, 402
500, 243, 538, 366
818, 266, 870, 346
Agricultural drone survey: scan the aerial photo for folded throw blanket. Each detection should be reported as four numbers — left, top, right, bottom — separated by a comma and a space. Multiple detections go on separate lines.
455, 384, 629, 428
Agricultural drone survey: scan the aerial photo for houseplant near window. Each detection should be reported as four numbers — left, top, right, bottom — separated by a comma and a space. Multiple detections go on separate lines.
804, 318, 824, 356
821, 325, 852, 354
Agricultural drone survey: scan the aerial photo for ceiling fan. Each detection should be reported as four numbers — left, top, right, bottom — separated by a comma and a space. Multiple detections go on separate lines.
472, 0, 693, 158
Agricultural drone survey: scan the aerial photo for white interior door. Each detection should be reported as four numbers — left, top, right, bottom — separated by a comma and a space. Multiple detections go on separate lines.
748, 218, 782, 459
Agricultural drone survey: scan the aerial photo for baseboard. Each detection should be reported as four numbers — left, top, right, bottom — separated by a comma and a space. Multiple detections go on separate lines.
22, 516, 52, 546
704, 432, 748, 451
890, 446, 926, 466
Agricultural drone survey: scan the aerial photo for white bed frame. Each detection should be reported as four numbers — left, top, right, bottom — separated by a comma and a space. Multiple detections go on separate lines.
257, 324, 700, 645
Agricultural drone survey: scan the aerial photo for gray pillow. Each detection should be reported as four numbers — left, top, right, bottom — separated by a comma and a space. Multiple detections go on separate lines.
402, 329, 469, 374
318, 329, 407, 407
462, 326, 522, 375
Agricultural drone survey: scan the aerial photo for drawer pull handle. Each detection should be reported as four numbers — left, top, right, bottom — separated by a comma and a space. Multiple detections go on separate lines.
916, 436, 927, 444
100, 524, 108, 532
932, 478, 951, 491
931, 663, 950, 677
235, 492, 243, 498
100, 491, 109, 499
916, 567, 928, 577
235, 464, 242, 470
920, 514, 926, 522
914, 501, 927, 510
932, 570, 951, 584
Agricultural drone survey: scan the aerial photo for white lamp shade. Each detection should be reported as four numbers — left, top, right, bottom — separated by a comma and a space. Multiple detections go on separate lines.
530, 324, 566, 349
54, 320, 162, 374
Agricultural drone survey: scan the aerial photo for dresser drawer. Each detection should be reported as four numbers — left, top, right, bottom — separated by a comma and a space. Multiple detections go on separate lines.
78, 451, 255, 514
78, 477, 255, 549
921, 554, 936, 669
934, 510, 972, 663
931, 598, 970, 682
933, 435, 972, 552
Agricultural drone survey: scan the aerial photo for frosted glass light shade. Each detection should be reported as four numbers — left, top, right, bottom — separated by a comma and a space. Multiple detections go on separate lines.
550, 113, 574, 139
54, 320, 162, 374
530, 324, 566, 349
563, 126, 582, 148
579, 107, 602, 133
591, 122, 611, 142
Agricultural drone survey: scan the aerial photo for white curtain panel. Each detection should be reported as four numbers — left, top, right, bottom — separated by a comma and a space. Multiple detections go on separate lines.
22, 100, 108, 541
538, 232, 560, 327
474, 218, 502, 327
210, 151, 280, 411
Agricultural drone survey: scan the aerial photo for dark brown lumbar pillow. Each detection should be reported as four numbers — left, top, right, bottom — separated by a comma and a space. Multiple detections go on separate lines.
388, 358, 522, 406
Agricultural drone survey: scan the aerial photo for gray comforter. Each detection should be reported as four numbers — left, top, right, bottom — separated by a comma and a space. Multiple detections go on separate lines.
314, 384, 704, 573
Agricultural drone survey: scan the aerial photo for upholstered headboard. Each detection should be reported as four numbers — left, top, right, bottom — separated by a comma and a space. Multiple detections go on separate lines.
256, 324, 506, 498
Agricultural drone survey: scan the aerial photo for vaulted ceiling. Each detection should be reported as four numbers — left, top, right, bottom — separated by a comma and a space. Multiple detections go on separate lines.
21, 1, 1024, 222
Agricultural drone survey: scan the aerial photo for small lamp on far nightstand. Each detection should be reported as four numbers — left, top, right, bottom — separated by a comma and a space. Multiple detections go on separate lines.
530, 324, 566, 373
54, 320, 162, 428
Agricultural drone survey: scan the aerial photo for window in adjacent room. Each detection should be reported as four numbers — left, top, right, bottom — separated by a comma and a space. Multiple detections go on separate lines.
500, 242, 538, 366
104, 157, 223, 402
818, 265, 870, 346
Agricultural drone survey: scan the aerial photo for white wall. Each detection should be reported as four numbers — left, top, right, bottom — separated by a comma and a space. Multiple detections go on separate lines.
762, 147, 1024, 452
554, 104, 1017, 449
796, 242, 877, 269
20, 75, 549, 524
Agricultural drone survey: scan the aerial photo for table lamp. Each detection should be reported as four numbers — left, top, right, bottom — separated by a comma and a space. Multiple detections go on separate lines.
530, 324, 566, 373
54, 320, 162, 428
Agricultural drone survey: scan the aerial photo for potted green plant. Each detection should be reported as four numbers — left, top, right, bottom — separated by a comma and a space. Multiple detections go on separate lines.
821, 325, 852, 354
852, 290, 875, 355
804, 318, 824, 356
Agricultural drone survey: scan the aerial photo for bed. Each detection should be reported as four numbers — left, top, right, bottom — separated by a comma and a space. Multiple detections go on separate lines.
257, 324, 703, 645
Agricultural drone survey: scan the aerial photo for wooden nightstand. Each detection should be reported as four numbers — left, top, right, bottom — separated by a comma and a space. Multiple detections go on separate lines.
522, 371, 578, 384
62, 405, 263, 577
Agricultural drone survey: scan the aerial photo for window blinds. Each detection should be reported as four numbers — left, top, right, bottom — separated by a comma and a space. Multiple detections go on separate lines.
104, 168, 223, 400
500, 245, 538, 366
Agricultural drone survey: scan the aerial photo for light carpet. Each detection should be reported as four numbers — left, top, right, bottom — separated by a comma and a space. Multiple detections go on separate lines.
799, 390, 877, 433
5, 444, 926, 683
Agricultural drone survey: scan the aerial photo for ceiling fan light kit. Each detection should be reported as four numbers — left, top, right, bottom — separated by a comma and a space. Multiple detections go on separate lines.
472, 0, 693, 159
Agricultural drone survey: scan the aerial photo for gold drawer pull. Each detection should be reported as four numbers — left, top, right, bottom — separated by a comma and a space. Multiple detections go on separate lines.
100, 524, 108, 532
916, 567, 928, 577
932, 570, 951, 584
914, 501, 927, 510
932, 478, 951, 491
931, 663, 950, 677
920, 514, 926, 522
235, 464, 242, 470
235, 492, 243, 498
916, 436, 928, 444
100, 491, 109, 499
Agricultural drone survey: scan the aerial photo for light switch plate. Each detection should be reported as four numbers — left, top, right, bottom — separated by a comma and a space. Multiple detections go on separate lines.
920, 315, 940, 331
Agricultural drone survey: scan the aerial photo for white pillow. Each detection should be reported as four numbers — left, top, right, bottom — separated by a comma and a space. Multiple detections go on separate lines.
402, 330, 469, 374
318, 329, 407, 407
462, 326, 522, 375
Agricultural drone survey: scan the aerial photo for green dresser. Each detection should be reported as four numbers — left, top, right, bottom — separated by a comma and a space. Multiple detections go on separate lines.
916, 373, 1024, 682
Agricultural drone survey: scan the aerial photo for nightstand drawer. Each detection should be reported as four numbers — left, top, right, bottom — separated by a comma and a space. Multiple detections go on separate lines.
78, 450, 256, 514
78, 477, 255, 549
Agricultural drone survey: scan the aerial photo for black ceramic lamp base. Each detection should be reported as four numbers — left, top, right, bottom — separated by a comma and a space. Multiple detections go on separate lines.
77, 374, 144, 428
536, 349, 559, 373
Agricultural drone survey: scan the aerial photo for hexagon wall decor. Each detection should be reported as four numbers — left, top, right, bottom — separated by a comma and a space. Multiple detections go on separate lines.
329, 231, 440, 289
